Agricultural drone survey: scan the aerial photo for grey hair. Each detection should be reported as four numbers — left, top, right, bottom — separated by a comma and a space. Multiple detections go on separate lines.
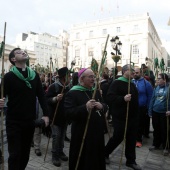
122, 64, 134, 75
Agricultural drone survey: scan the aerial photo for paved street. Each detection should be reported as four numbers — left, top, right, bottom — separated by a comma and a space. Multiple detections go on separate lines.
2, 124, 170, 170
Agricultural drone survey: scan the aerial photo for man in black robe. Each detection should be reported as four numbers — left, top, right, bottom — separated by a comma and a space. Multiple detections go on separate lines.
105, 64, 141, 170
64, 68, 107, 170
4, 48, 49, 170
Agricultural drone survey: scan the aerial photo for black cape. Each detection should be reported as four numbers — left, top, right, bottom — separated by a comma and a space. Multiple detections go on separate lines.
64, 89, 107, 170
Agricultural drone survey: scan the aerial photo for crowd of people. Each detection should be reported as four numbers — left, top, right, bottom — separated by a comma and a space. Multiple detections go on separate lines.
0, 47, 170, 170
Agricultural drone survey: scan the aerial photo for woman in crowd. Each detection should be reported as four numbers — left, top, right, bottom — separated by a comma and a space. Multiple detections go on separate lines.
148, 73, 170, 155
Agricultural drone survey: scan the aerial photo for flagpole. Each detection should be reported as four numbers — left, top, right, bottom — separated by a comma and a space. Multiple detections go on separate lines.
49, 57, 52, 85
75, 34, 109, 170
0, 22, 7, 170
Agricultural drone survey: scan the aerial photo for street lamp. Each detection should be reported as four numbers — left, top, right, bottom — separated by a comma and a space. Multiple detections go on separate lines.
110, 36, 122, 78
71, 59, 76, 67
70, 59, 76, 73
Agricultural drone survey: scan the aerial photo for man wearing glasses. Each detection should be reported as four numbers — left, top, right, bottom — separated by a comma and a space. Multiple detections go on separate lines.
4, 48, 49, 170
64, 68, 108, 170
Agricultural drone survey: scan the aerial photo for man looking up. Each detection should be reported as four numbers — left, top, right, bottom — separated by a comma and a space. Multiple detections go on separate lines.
4, 48, 49, 170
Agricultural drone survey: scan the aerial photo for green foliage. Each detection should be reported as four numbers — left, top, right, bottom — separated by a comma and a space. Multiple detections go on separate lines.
160, 58, 165, 73
0, 41, 4, 58
91, 58, 98, 75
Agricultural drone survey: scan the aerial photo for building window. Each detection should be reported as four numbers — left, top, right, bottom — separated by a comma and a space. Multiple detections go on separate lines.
132, 44, 139, 63
133, 25, 139, 32
116, 27, 121, 33
102, 29, 107, 35
75, 50, 80, 65
88, 49, 94, 65
75, 50, 80, 57
89, 31, 93, 37
88, 51, 94, 57
132, 45, 139, 54
76, 32, 80, 39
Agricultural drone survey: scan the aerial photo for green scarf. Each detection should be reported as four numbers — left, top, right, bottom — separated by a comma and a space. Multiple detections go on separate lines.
70, 85, 95, 91
118, 76, 132, 83
10, 66, 36, 88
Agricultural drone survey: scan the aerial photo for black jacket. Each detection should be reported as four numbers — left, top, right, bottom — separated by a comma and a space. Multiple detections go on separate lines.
46, 81, 70, 126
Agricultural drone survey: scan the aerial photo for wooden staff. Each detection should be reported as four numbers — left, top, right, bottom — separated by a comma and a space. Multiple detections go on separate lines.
75, 34, 109, 170
44, 74, 67, 161
49, 57, 52, 85
119, 44, 132, 170
0, 22, 6, 170
164, 73, 170, 153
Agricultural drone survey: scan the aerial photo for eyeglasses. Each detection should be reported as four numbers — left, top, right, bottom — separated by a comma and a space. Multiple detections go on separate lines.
157, 78, 162, 80
84, 75, 96, 79
14, 51, 25, 55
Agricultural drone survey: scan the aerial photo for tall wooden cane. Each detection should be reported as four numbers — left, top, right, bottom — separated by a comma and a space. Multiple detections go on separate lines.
75, 34, 109, 170
165, 74, 170, 154
119, 44, 132, 170
0, 22, 6, 170
44, 78, 67, 161
49, 57, 52, 85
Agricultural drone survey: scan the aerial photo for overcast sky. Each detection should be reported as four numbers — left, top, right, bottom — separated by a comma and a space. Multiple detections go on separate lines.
0, 0, 170, 49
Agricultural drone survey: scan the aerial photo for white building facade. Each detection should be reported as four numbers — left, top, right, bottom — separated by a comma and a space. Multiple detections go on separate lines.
68, 13, 168, 72
14, 31, 66, 70
0, 36, 36, 73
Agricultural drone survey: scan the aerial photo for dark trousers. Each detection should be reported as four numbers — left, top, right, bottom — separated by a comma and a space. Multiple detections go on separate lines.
152, 111, 170, 149
136, 106, 150, 142
105, 119, 138, 164
6, 120, 35, 170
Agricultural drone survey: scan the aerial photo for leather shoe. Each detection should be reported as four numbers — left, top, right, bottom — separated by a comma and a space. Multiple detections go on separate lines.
105, 157, 110, 164
52, 157, 61, 167
149, 146, 159, 151
65, 136, 70, 142
0, 156, 2, 164
59, 152, 68, 161
126, 163, 141, 170
35, 149, 42, 156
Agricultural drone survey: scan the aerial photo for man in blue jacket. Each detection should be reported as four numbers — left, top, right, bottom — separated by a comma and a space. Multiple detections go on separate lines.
133, 67, 153, 147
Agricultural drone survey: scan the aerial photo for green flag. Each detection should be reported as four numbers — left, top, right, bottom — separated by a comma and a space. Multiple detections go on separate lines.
99, 51, 107, 76
154, 57, 159, 70
0, 41, 4, 58
160, 58, 165, 73
91, 58, 98, 75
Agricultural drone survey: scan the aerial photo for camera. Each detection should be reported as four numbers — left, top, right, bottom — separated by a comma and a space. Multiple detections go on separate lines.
34, 119, 45, 128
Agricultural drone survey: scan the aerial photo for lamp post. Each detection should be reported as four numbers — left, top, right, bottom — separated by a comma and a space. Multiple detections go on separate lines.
110, 36, 122, 67
110, 36, 122, 78
71, 59, 76, 73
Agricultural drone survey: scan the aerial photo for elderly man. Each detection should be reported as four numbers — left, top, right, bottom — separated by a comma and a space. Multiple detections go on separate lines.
64, 68, 108, 170
105, 64, 141, 170
4, 48, 49, 170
